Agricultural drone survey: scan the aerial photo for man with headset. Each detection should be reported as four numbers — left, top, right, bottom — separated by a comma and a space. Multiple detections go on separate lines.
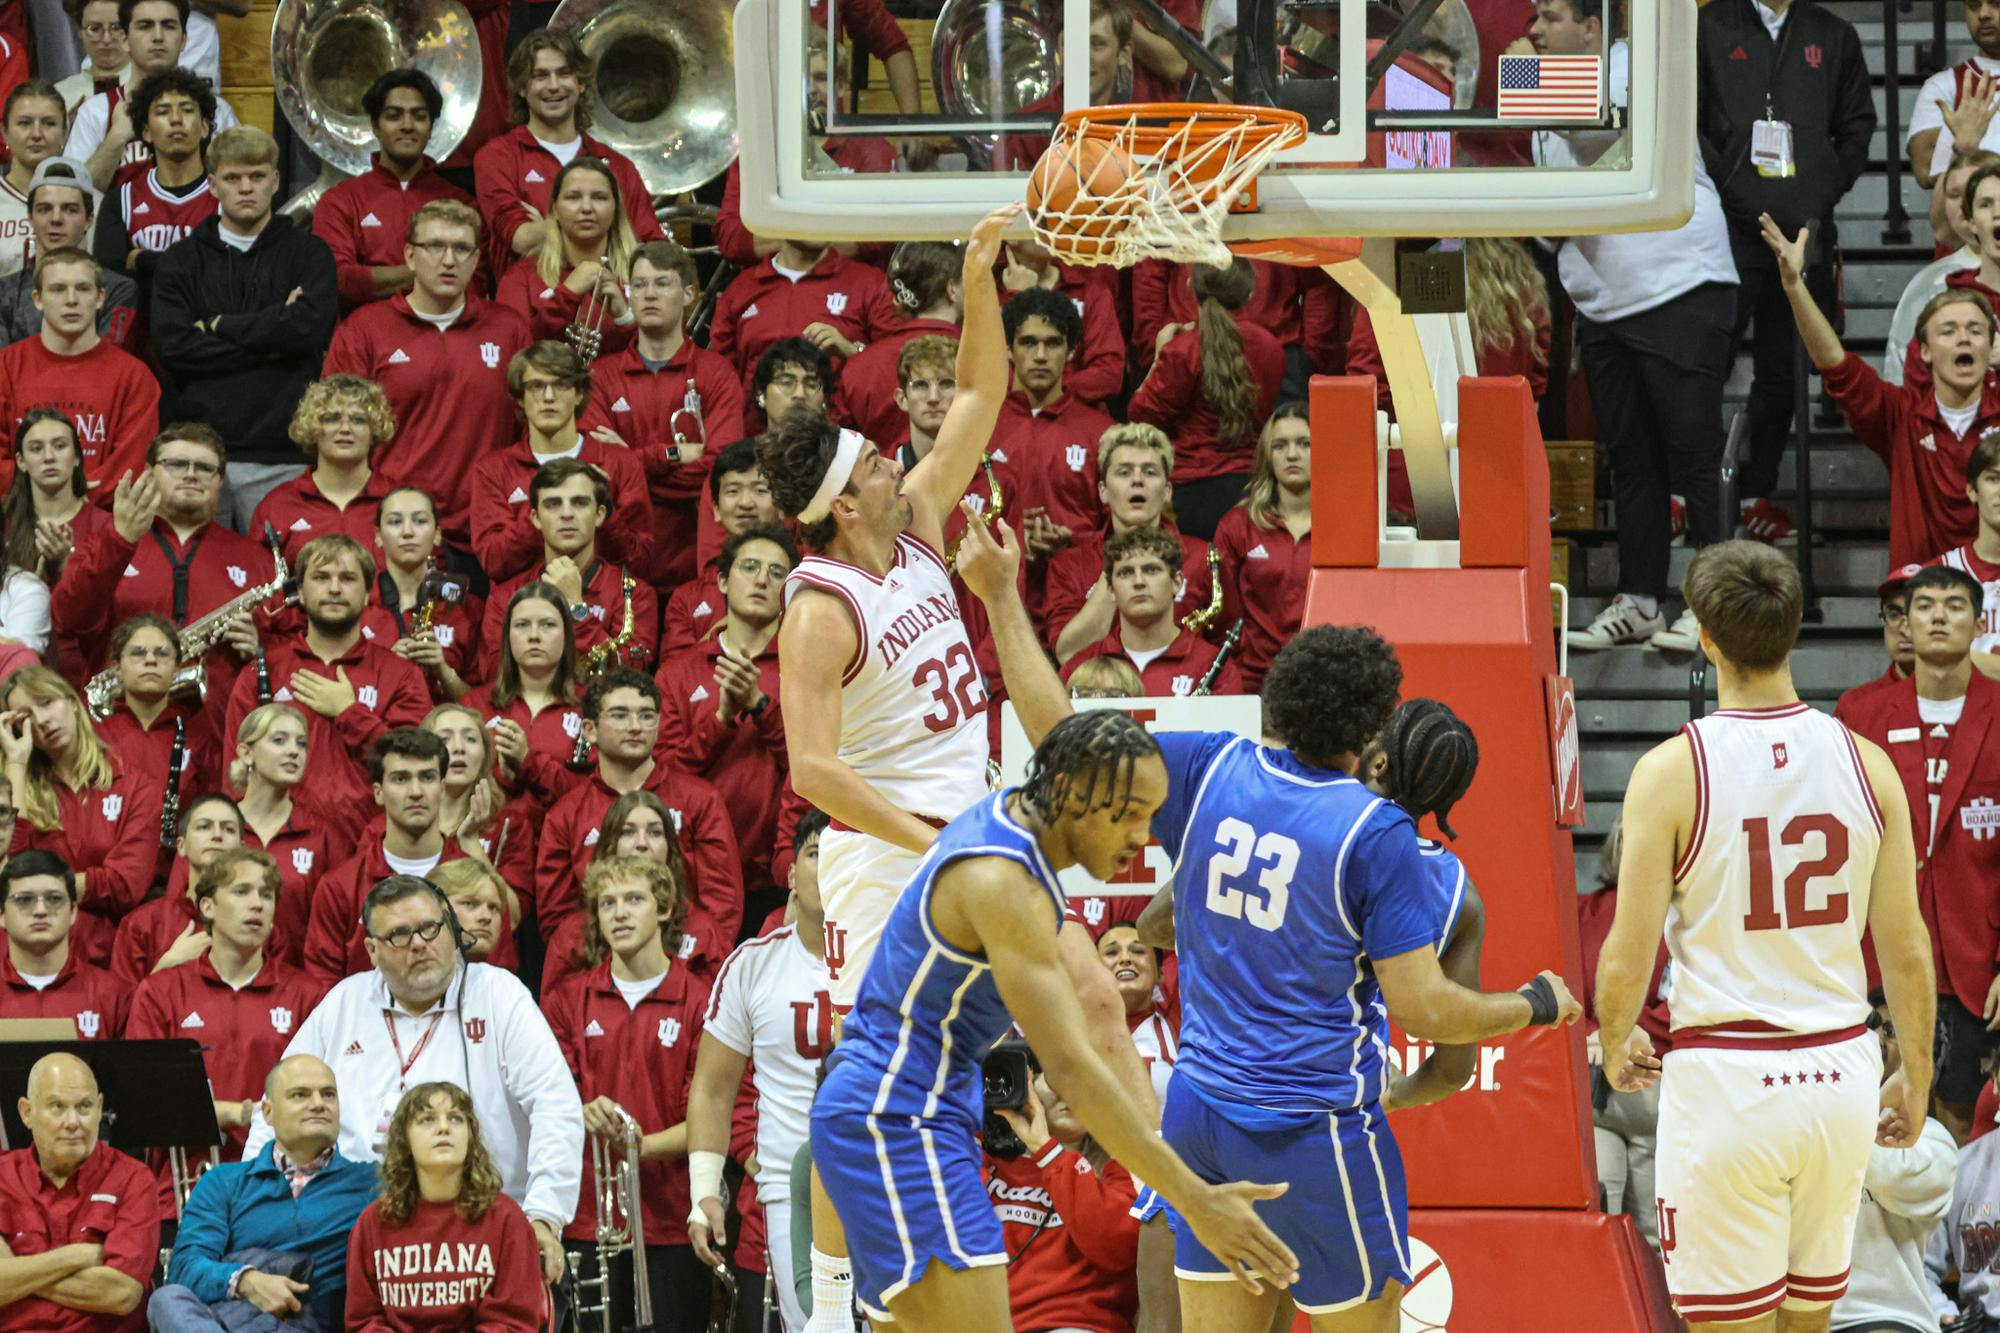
243, 874, 584, 1285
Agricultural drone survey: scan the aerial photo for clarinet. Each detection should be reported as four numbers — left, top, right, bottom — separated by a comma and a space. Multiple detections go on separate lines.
1192, 620, 1244, 697
159, 717, 185, 849
255, 648, 272, 705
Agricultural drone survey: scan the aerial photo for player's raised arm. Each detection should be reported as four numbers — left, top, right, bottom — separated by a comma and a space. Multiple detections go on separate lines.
954, 511, 1073, 746
902, 204, 1023, 549
1596, 734, 1692, 1090
1856, 735, 1937, 1148
1383, 885, 1488, 1111
939, 856, 1301, 1292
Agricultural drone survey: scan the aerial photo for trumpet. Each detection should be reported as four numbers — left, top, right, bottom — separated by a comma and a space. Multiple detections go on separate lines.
1180, 545, 1225, 634
669, 383, 705, 452
565, 264, 620, 363
411, 565, 467, 636
579, 1106, 655, 1333
944, 454, 1004, 565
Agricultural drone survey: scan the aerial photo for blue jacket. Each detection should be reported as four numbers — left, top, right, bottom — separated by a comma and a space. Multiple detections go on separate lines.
166, 1143, 377, 1319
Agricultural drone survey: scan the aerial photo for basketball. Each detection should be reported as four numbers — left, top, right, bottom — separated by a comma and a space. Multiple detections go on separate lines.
1025, 136, 1135, 261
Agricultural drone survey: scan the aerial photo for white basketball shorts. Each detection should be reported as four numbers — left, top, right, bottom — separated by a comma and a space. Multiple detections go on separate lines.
1654, 1026, 1880, 1324
816, 825, 928, 1010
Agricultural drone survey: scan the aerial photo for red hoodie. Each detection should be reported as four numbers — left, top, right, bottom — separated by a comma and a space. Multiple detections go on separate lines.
985, 1143, 1140, 1333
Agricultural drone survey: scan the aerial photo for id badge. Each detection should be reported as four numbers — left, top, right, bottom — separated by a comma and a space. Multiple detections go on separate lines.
372, 1108, 392, 1157
1751, 119, 1795, 178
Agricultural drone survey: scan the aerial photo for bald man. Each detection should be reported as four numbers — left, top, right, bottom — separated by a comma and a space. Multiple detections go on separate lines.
153, 1055, 375, 1330
0, 1052, 157, 1332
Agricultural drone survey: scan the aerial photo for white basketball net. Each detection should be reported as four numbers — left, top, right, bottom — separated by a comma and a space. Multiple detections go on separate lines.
1026, 108, 1303, 269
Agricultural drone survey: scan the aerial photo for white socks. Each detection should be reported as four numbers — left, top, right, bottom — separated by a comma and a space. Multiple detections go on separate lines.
805, 1246, 858, 1332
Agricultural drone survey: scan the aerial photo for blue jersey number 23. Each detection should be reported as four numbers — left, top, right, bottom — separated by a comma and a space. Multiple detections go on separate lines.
1204, 818, 1299, 932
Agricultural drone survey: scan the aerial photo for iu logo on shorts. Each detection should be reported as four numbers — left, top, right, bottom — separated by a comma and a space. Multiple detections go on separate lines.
465, 1018, 487, 1045
1772, 743, 1788, 769
792, 992, 835, 1061
824, 923, 848, 979
1655, 1200, 1678, 1263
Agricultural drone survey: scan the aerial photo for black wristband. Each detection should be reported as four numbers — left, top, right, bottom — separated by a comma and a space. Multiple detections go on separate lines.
1519, 975, 1560, 1027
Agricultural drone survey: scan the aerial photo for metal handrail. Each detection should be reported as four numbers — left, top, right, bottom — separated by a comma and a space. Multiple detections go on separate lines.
1881, 0, 1912, 243
1792, 329, 1824, 624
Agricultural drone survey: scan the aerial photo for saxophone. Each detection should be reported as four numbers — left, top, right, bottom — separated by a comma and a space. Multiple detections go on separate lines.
1179, 545, 1225, 634
86, 535, 289, 721
578, 574, 640, 679
944, 454, 1004, 566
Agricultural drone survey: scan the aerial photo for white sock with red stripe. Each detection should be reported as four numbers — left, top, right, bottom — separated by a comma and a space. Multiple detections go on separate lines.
805, 1246, 857, 1333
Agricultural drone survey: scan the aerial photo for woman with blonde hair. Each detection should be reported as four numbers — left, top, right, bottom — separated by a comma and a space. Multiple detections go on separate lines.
539, 787, 693, 994
346, 1081, 546, 1331
249, 374, 400, 563
0, 664, 164, 964
1213, 402, 1312, 693
494, 156, 639, 352
229, 701, 329, 964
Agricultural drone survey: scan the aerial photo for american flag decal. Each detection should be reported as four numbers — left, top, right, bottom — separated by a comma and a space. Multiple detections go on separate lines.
1496, 53, 1603, 121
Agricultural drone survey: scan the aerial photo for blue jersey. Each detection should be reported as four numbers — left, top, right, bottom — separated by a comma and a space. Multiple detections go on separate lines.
819, 790, 1066, 1132
1154, 732, 1439, 1121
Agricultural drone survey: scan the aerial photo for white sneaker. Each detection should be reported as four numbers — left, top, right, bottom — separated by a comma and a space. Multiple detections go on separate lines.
1650, 609, 1700, 652
1567, 594, 1665, 651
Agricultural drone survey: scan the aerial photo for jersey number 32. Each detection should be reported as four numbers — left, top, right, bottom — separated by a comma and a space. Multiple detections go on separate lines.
1206, 818, 1300, 932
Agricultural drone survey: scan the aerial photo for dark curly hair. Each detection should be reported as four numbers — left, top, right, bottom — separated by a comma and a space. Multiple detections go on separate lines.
1374, 698, 1478, 839
1020, 710, 1161, 821
1003, 286, 1084, 351
1262, 625, 1402, 769
756, 409, 844, 551
375, 1082, 504, 1225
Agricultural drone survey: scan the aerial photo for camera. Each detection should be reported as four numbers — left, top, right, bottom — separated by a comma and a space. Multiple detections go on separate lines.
981, 1037, 1037, 1161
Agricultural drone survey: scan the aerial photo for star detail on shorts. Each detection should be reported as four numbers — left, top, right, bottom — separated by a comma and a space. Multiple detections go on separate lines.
1814, 1071, 1825, 1083
1830, 1071, 1841, 1083
1779, 1073, 1791, 1084
1763, 1075, 1775, 1087
1798, 1071, 1809, 1085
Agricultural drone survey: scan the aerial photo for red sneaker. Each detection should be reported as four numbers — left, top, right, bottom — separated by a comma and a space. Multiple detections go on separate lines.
1669, 494, 1687, 546
1738, 498, 1797, 546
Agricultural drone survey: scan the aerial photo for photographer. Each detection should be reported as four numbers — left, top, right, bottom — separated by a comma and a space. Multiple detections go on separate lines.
984, 1052, 1141, 1333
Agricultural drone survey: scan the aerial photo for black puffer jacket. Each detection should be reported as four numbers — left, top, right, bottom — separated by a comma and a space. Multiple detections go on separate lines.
151, 214, 338, 464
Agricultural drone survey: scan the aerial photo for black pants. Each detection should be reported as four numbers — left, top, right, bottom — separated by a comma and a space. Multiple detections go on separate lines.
1578, 282, 1736, 601
567, 1241, 714, 1333
1174, 472, 1251, 542
1728, 230, 1837, 502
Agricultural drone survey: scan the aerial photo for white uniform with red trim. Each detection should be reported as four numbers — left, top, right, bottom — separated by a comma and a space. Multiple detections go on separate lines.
1938, 543, 2000, 654
1654, 702, 1887, 1325
783, 531, 990, 1006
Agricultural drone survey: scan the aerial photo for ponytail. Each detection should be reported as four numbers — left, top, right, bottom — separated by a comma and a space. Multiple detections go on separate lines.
1192, 259, 1259, 448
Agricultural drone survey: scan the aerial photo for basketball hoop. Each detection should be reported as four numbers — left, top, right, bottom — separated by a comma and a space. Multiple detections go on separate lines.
1025, 103, 1309, 268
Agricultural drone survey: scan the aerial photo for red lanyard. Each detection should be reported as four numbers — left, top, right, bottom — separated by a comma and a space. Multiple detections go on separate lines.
384, 1010, 446, 1089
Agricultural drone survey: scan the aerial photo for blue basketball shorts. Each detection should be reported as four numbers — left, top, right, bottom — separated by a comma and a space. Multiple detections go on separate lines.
810, 1061, 1007, 1320
1161, 1078, 1413, 1314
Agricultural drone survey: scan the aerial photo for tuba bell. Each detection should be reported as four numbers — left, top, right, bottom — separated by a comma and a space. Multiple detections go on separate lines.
548, 0, 739, 199
931, 0, 1063, 124
270, 0, 483, 217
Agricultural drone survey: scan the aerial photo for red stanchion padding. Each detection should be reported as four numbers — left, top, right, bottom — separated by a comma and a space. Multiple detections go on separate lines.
1288, 1211, 1677, 1331
1458, 375, 1543, 569
1308, 374, 1380, 570
1302, 376, 1595, 1209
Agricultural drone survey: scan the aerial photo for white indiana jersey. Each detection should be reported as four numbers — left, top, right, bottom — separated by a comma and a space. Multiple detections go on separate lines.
1940, 544, 2000, 654
784, 531, 990, 819
701, 925, 834, 1206
0, 177, 30, 279
1130, 1009, 1178, 1106
1668, 703, 1884, 1037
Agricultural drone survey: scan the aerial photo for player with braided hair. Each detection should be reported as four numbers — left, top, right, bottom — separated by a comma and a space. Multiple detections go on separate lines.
950, 511, 1583, 1330
1366, 697, 1480, 841
811, 708, 1300, 1328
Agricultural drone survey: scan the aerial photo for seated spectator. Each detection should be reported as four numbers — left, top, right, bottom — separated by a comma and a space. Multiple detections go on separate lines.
0, 155, 138, 347
0, 667, 162, 965
494, 157, 639, 355
106, 790, 244, 981
0, 1052, 157, 1328
471, 341, 648, 579
92, 614, 213, 841
88, 69, 218, 297
665, 438, 786, 651
312, 69, 475, 313
687, 809, 832, 1332
250, 374, 400, 563
1940, 431, 2000, 671
1766, 217, 1998, 569
65, 0, 237, 191
126, 848, 321, 1160
478, 458, 659, 678
461, 581, 585, 818
1047, 423, 1213, 660
836, 240, 965, 447
1213, 402, 1312, 692
3, 411, 108, 606
471, 29, 664, 275
152, 1054, 374, 1331
423, 701, 527, 928
300, 727, 472, 982
1066, 654, 1144, 699
534, 668, 741, 953
1128, 258, 1285, 540
997, 236, 1124, 404
990, 287, 1115, 559
54, 2, 127, 118
258, 875, 583, 1286
0, 848, 127, 1036
345, 1082, 547, 1331
1882, 149, 1996, 385
223, 534, 430, 847
1904, 1, 2000, 188
656, 525, 793, 896
0, 246, 157, 495
322, 198, 533, 548
580, 238, 747, 587
230, 702, 330, 965
367, 487, 482, 703
431, 857, 513, 968
154, 126, 338, 523
539, 786, 695, 988
543, 855, 712, 1329
709, 229, 895, 396
1058, 528, 1243, 696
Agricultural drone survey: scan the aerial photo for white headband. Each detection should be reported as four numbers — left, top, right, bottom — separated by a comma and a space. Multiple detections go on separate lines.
798, 428, 868, 524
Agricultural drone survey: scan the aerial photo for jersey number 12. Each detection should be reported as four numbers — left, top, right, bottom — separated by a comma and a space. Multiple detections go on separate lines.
1741, 814, 1850, 932
1206, 818, 1299, 932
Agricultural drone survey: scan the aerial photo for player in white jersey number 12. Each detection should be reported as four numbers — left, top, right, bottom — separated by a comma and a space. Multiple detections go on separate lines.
1596, 541, 1937, 1332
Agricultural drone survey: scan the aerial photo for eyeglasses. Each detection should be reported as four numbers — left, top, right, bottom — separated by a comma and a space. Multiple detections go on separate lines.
904, 378, 956, 396
411, 240, 476, 263
765, 373, 822, 393
5, 890, 67, 911
1880, 606, 1909, 627
156, 458, 221, 478
519, 380, 575, 400
373, 918, 448, 949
